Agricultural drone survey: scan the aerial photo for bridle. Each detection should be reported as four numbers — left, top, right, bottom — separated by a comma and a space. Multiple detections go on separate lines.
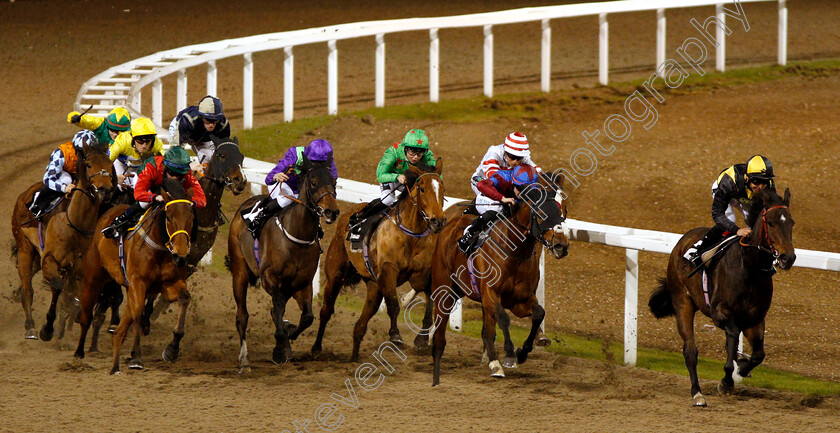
739, 205, 789, 259
163, 199, 193, 254
206, 142, 245, 189
65, 156, 114, 235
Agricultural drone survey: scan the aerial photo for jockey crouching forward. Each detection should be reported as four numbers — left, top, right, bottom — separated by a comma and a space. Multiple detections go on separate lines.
109, 118, 164, 190
67, 106, 131, 150
29, 130, 99, 218
347, 129, 437, 239
101, 147, 206, 239
686, 154, 775, 269
168, 95, 230, 172
470, 131, 542, 202
241, 139, 338, 238
458, 164, 539, 254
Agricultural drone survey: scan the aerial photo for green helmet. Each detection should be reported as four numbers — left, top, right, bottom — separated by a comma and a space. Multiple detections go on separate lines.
401, 129, 429, 151
163, 146, 191, 175
105, 107, 131, 132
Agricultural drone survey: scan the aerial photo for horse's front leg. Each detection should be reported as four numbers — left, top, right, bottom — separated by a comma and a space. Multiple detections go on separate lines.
15, 235, 40, 339
38, 257, 63, 341
379, 264, 404, 347
352, 280, 384, 363
287, 286, 314, 341
480, 291, 504, 378
408, 273, 433, 350
270, 291, 292, 364
111, 279, 147, 375
494, 302, 517, 369
719, 320, 741, 396
737, 320, 766, 378
161, 281, 190, 363
128, 318, 144, 370
509, 296, 545, 365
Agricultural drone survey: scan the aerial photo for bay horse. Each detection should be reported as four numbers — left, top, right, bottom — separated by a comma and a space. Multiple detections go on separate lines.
73, 178, 197, 375
430, 179, 569, 386
10, 142, 116, 340
141, 137, 247, 327
312, 160, 445, 362
648, 187, 795, 407
227, 155, 339, 372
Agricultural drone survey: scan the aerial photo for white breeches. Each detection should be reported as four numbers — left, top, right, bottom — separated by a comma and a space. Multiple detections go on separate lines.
380, 182, 403, 206
269, 182, 297, 208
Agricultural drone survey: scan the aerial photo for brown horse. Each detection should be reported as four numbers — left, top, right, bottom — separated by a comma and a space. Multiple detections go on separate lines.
73, 178, 197, 375
227, 156, 339, 371
10, 143, 116, 340
312, 160, 446, 361
141, 137, 248, 327
430, 179, 569, 386
649, 187, 795, 407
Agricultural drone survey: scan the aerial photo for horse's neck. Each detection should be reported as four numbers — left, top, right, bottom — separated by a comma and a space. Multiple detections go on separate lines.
395, 195, 425, 232
66, 190, 98, 231
490, 206, 537, 260
284, 201, 318, 238
195, 177, 223, 225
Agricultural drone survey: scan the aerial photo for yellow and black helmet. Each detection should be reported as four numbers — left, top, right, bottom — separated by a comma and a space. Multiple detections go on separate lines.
745, 154, 774, 180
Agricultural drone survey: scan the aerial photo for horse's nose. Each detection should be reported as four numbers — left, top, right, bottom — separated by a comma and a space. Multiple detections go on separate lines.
324, 209, 339, 224
552, 243, 569, 259
173, 255, 187, 268
778, 253, 796, 270
429, 218, 445, 233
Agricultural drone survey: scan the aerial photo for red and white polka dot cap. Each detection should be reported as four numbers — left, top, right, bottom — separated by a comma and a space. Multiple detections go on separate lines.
504, 132, 530, 157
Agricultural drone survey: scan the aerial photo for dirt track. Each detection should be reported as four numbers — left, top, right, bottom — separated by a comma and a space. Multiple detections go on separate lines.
2, 1, 840, 431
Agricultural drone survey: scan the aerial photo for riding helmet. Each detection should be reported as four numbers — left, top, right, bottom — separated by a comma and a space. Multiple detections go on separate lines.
745, 154, 774, 180
163, 147, 192, 175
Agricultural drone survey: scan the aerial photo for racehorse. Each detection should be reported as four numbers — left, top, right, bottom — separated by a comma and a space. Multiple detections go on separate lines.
10, 142, 116, 340
73, 178, 197, 375
648, 187, 795, 407
227, 155, 338, 372
141, 137, 247, 327
311, 160, 445, 362
430, 178, 569, 386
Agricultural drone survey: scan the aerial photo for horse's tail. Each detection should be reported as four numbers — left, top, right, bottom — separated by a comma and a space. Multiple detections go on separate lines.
648, 277, 675, 318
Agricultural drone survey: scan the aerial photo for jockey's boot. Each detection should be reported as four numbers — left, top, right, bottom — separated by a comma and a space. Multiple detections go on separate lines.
246, 199, 281, 239
689, 226, 725, 268
348, 198, 387, 230
102, 202, 141, 239
28, 186, 62, 218
458, 211, 497, 255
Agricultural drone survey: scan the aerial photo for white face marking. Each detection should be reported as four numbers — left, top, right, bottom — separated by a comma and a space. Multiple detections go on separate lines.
780, 215, 786, 223
431, 179, 440, 203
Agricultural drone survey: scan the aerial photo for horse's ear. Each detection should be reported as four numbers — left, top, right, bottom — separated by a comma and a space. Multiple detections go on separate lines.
161, 190, 173, 202
783, 187, 791, 207
233, 136, 239, 145
408, 164, 422, 175
434, 157, 443, 175
210, 135, 221, 147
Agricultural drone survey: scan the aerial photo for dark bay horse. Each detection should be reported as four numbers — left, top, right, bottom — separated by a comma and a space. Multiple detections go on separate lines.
430, 180, 569, 386
74, 178, 197, 375
227, 156, 338, 372
142, 137, 247, 325
649, 187, 795, 407
10, 143, 116, 340
312, 160, 446, 362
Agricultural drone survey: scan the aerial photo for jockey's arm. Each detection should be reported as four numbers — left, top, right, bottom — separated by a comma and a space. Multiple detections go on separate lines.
522, 155, 543, 173
43, 148, 70, 193
376, 148, 400, 184
266, 148, 297, 185
133, 163, 159, 203
711, 176, 740, 234
186, 174, 207, 208
421, 148, 437, 167
476, 177, 505, 202
67, 111, 104, 131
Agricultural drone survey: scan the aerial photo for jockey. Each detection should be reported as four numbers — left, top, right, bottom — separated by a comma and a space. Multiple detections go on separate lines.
28, 130, 99, 218
348, 129, 437, 230
688, 154, 775, 268
109, 118, 164, 190
67, 106, 131, 149
471, 131, 541, 204
458, 164, 540, 254
168, 95, 230, 170
242, 139, 338, 238
102, 146, 206, 239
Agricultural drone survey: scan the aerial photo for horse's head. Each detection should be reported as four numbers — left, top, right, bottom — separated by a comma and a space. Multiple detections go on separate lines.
519, 181, 569, 259
207, 136, 247, 195
77, 143, 116, 203
405, 157, 446, 232
298, 153, 339, 224
749, 187, 795, 270
160, 177, 195, 267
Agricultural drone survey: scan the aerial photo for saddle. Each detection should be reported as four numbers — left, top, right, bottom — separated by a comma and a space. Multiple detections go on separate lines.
26, 192, 64, 220
347, 212, 386, 252
687, 235, 739, 277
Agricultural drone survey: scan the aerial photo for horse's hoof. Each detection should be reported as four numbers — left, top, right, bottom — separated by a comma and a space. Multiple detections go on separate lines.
692, 392, 708, 407
128, 359, 144, 370
516, 348, 530, 365
238, 366, 252, 374
39, 326, 54, 342
502, 357, 518, 369
535, 334, 552, 347
717, 382, 733, 396
311, 344, 322, 357
88, 345, 99, 354
489, 360, 505, 378
162, 345, 179, 363
110, 370, 121, 376
74, 350, 85, 359
272, 348, 290, 365
107, 325, 117, 334
25, 329, 39, 340
389, 334, 405, 348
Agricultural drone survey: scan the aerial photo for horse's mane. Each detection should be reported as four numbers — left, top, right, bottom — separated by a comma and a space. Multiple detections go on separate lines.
746, 187, 783, 228
161, 177, 189, 200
